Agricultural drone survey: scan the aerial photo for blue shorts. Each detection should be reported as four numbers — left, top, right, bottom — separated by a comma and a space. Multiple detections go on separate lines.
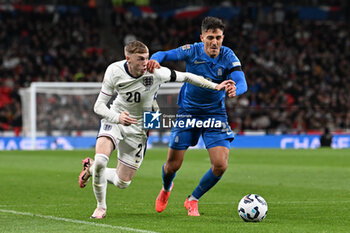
169, 111, 234, 150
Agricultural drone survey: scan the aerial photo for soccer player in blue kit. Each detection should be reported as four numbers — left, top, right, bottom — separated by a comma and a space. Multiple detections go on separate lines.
147, 17, 248, 216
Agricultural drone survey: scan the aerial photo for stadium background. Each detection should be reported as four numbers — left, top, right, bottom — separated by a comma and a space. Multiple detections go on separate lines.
0, 0, 349, 149
0, 1, 350, 233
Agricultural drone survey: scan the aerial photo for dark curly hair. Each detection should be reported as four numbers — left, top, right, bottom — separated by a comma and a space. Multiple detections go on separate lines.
201, 17, 225, 33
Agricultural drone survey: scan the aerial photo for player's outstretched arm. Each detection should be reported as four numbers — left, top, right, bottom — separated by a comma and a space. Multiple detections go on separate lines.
180, 71, 237, 97
154, 67, 235, 92
177, 71, 231, 91
148, 49, 179, 73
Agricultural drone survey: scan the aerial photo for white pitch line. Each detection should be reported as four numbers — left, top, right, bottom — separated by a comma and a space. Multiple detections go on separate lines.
0, 209, 159, 233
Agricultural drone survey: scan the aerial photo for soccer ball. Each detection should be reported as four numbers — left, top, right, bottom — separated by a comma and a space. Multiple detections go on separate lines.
238, 194, 268, 222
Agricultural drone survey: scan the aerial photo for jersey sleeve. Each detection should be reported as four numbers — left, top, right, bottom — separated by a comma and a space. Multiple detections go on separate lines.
175, 71, 217, 90
153, 67, 173, 83
150, 44, 194, 63
224, 49, 248, 96
174, 44, 194, 61
154, 66, 217, 90
150, 49, 178, 63
225, 49, 242, 74
100, 64, 115, 96
230, 71, 248, 96
93, 65, 120, 123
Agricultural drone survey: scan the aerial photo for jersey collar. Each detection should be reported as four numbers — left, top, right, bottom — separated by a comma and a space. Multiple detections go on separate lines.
124, 61, 142, 79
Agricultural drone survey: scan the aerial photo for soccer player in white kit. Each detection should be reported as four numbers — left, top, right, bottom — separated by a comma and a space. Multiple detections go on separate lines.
78, 40, 236, 219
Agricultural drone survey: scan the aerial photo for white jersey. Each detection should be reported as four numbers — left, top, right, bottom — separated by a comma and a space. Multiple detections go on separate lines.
94, 59, 218, 123
102, 60, 172, 122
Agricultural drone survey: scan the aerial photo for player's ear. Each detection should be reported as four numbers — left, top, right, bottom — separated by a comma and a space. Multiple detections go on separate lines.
200, 34, 204, 42
125, 54, 130, 63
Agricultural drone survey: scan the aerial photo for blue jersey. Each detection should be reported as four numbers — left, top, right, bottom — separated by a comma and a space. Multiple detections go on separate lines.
151, 42, 245, 116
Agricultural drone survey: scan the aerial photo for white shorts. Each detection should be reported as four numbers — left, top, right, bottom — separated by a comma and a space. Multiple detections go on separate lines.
98, 119, 147, 170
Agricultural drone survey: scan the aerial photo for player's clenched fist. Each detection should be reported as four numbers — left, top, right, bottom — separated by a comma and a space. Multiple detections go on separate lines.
119, 111, 138, 126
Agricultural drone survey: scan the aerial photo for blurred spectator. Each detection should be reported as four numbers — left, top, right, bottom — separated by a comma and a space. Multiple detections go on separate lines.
320, 127, 332, 147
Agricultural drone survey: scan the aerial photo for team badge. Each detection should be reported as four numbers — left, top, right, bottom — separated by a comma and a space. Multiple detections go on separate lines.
217, 68, 223, 77
142, 76, 153, 91
103, 124, 112, 131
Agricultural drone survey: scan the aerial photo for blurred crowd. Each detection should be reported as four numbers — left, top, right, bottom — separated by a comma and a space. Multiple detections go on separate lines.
36, 94, 100, 135
0, 2, 349, 135
115, 5, 349, 133
224, 8, 349, 133
0, 8, 112, 135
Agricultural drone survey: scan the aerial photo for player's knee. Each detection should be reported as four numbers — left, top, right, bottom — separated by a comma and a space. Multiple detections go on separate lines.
166, 160, 182, 173
116, 178, 131, 189
212, 163, 227, 176
114, 174, 131, 189
94, 154, 109, 171
165, 165, 179, 174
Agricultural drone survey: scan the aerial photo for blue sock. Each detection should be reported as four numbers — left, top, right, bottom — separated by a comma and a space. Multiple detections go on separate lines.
192, 168, 221, 200
162, 164, 176, 191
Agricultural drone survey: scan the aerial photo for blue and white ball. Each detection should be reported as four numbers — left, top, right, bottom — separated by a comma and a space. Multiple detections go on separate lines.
238, 194, 268, 222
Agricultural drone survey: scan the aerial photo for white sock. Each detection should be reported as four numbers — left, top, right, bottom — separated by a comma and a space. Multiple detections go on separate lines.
188, 195, 199, 202
105, 168, 131, 189
105, 168, 117, 184
92, 153, 109, 209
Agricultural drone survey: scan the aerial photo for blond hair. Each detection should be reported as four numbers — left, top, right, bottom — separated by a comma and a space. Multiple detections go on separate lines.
124, 40, 148, 55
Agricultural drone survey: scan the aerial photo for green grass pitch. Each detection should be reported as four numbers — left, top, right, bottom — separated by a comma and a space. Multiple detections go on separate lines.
0, 148, 349, 233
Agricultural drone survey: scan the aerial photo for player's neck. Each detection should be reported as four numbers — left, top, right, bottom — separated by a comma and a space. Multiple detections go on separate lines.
125, 62, 142, 78
128, 66, 139, 78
